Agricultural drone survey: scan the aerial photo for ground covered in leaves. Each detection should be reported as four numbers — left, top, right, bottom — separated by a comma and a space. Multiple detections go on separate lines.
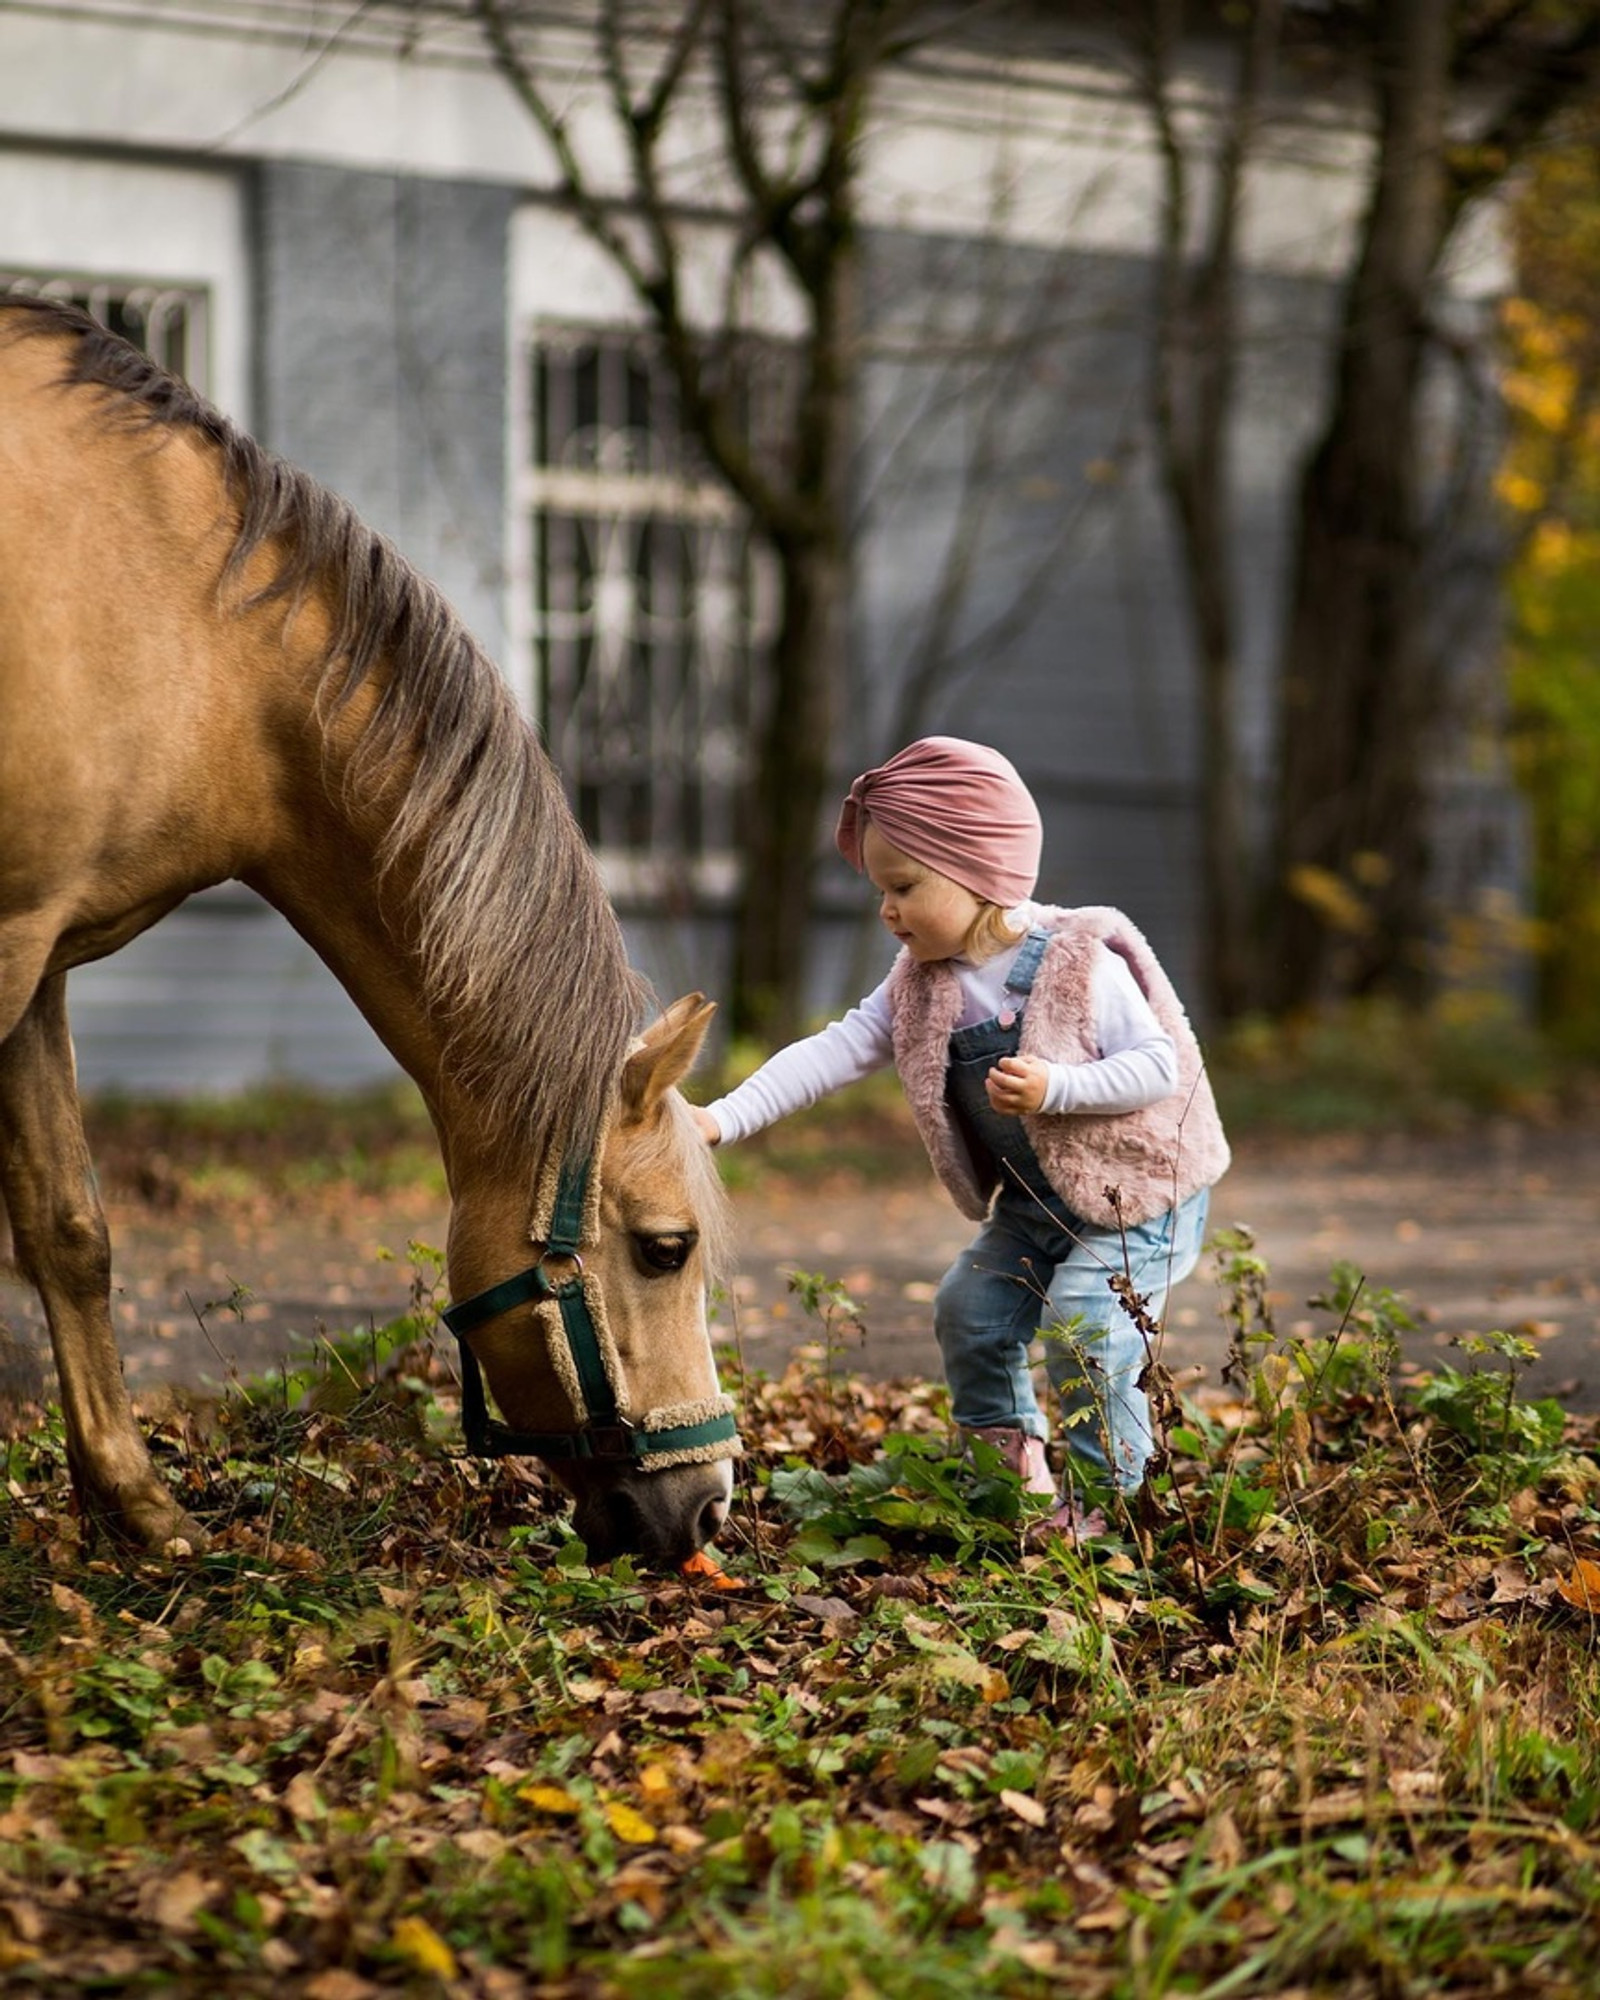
4, 1248, 1600, 1997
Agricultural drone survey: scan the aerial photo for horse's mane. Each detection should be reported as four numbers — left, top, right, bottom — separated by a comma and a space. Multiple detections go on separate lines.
1, 295, 651, 1165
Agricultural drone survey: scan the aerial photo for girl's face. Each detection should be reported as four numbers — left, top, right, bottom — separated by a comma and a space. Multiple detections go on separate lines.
861, 825, 984, 963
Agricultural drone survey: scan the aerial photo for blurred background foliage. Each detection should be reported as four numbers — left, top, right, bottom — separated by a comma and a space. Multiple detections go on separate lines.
1503, 109, 1600, 1059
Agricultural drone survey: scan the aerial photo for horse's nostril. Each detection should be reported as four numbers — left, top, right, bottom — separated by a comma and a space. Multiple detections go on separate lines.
696, 1490, 730, 1548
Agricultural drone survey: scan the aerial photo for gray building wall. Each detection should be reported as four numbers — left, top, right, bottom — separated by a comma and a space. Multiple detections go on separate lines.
69, 162, 518, 1095
818, 238, 1344, 1016
62, 167, 1522, 1093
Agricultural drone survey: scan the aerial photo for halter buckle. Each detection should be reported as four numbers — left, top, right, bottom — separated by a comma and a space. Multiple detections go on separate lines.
583, 1418, 637, 1461
538, 1248, 584, 1290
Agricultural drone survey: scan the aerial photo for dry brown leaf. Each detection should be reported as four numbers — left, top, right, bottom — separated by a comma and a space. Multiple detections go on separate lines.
1075, 1899, 1131, 1933
136, 1870, 216, 1935
0, 1898, 44, 1946
283, 1771, 326, 1824
792, 1593, 857, 1624
49, 1584, 97, 1634
1558, 1557, 1600, 1612
637, 1688, 700, 1719
304, 1971, 381, 2000
999, 1788, 1047, 1829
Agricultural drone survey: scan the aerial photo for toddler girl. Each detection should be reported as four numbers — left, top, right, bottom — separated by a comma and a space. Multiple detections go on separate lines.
696, 737, 1229, 1531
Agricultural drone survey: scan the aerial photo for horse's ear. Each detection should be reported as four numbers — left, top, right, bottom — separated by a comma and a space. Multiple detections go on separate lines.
622, 994, 717, 1120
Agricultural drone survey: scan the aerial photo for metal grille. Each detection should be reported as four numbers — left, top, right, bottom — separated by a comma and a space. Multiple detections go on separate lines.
522, 328, 783, 899
1, 272, 207, 384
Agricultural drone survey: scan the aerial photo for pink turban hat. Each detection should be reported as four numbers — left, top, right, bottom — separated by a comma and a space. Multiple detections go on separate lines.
835, 736, 1042, 906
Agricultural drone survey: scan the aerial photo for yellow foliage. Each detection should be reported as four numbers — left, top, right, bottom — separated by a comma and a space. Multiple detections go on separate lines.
519, 1782, 582, 1816
1503, 366, 1575, 431
1495, 467, 1546, 513
1285, 865, 1372, 935
1530, 518, 1576, 573
603, 1800, 660, 1845
391, 1915, 459, 1981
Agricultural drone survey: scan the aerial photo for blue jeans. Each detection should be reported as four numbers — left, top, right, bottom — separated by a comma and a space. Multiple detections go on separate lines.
933, 1186, 1210, 1491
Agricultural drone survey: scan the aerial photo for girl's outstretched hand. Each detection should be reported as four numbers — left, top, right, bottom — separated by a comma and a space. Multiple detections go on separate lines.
986, 1054, 1047, 1116
691, 1106, 721, 1145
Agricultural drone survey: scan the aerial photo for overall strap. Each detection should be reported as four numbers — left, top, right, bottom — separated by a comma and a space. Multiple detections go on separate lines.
1004, 926, 1053, 1000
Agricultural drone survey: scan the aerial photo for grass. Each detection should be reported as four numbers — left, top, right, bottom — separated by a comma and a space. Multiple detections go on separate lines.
1, 1025, 1597, 1990
81, 1078, 447, 1212
1203, 994, 1578, 1136
3, 1229, 1600, 1995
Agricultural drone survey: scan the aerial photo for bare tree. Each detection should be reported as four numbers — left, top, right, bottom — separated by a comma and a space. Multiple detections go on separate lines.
473, 0, 939, 1043
1132, 0, 1283, 1021
1270, 0, 1600, 1010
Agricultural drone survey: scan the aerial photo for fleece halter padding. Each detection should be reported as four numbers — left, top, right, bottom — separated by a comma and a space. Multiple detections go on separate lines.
441, 1154, 739, 1468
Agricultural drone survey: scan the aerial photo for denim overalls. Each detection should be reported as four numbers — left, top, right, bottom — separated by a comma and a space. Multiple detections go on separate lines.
932, 929, 1209, 1492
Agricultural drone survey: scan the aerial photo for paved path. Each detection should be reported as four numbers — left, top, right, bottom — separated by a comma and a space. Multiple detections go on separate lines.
3, 1123, 1599, 1411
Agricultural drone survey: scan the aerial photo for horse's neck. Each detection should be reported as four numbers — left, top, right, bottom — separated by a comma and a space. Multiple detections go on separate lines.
249, 803, 458, 1127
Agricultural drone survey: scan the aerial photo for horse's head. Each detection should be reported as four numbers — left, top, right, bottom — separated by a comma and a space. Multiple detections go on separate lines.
446, 994, 737, 1568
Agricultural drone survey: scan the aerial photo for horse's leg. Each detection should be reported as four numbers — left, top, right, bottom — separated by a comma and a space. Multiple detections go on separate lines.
0, 974, 204, 1551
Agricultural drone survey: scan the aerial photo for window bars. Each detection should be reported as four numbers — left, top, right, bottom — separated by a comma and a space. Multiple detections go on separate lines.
521, 327, 785, 903
0, 273, 207, 385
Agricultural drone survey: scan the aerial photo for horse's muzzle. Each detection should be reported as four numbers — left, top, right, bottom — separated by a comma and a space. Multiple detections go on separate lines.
568, 1459, 733, 1568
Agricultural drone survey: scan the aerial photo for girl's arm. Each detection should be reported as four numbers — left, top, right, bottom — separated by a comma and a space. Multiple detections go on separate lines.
698, 983, 895, 1143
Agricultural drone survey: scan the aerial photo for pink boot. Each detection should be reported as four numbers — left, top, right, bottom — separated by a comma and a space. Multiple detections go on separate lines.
960, 1427, 1112, 1541
1038, 1496, 1110, 1542
960, 1425, 1058, 1497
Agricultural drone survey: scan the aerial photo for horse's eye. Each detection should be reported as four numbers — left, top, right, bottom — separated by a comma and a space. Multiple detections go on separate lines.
634, 1232, 694, 1275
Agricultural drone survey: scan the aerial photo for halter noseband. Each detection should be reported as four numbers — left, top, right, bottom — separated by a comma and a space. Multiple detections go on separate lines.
441, 1156, 739, 1467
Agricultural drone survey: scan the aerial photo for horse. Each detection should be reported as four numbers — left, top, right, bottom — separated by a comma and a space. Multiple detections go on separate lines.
0, 297, 739, 1568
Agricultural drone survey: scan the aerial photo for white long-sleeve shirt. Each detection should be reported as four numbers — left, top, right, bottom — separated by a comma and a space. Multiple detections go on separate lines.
703, 904, 1178, 1144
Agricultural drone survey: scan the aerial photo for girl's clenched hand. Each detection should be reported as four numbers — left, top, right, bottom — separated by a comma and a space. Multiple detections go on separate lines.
985, 1054, 1047, 1115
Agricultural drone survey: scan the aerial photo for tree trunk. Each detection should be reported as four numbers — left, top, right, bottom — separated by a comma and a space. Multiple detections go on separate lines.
1268, 0, 1451, 1010
727, 221, 858, 1046
728, 532, 850, 1043
1138, 0, 1280, 1024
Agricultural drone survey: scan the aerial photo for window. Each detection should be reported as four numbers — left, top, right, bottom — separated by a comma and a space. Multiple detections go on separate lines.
1, 272, 208, 384
520, 327, 782, 901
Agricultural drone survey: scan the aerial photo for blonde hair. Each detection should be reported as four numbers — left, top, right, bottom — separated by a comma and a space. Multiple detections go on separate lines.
962, 901, 1026, 963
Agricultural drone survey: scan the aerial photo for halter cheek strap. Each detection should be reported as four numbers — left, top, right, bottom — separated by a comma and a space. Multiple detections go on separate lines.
441, 1157, 740, 1468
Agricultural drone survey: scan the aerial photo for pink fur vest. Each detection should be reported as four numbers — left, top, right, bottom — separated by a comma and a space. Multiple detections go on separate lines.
886, 905, 1230, 1229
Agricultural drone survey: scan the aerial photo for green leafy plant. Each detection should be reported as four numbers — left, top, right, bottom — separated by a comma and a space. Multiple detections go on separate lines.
1411, 1327, 1569, 1504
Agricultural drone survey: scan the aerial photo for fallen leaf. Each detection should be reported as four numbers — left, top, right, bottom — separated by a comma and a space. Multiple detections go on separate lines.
1075, 1899, 1131, 1933
792, 1593, 857, 1624
603, 1800, 659, 1845
136, 1870, 215, 1934
50, 1584, 96, 1634
999, 1788, 1047, 1828
1558, 1558, 1600, 1612
0, 1899, 44, 1946
391, 1915, 457, 1980
455, 1828, 509, 1861
520, 1783, 582, 1816
637, 1688, 700, 1719
638, 1764, 678, 1803
679, 1548, 745, 1589
304, 1973, 379, 2000
283, 1771, 326, 1824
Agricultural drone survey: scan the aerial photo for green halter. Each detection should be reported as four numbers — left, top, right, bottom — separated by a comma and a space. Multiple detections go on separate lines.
441, 1157, 739, 1465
